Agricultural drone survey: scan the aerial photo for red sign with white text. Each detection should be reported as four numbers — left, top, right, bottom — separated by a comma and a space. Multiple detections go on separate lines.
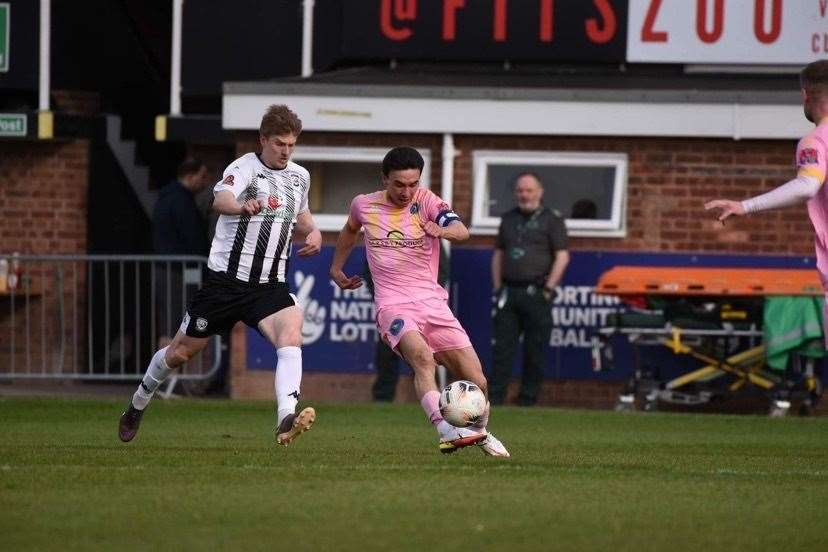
628, 0, 828, 64
341, 0, 627, 62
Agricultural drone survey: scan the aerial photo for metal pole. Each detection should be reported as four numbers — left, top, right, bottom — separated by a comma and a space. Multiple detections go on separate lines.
301, 0, 315, 77
170, 0, 184, 115
440, 133, 456, 258
38, 0, 51, 111
437, 133, 456, 390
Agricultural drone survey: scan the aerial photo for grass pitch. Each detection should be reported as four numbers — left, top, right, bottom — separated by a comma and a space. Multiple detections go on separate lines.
1, 397, 827, 551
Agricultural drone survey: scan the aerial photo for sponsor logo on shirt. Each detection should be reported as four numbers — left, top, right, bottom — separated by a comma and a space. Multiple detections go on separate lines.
799, 147, 819, 166
268, 195, 282, 210
366, 230, 424, 249
223, 174, 234, 186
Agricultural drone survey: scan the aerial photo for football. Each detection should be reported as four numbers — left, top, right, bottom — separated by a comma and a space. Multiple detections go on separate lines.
439, 380, 487, 427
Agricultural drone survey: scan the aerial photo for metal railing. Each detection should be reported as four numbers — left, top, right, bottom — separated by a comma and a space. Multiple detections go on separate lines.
0, 255, 221, 388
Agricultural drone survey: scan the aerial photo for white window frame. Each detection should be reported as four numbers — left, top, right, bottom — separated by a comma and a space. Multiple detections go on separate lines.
471, 150, 628, 238
292, 146, 431, 232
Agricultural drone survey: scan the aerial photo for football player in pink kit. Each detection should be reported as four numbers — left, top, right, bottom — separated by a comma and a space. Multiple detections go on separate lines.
330, 147, 510, 457
706, 61, 828, 322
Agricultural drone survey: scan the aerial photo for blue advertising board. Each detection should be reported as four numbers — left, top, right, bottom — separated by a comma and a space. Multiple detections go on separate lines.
247, 246, 817, 381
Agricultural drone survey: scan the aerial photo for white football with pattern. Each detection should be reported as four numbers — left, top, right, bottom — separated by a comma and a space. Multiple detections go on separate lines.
439, 380, 487, 428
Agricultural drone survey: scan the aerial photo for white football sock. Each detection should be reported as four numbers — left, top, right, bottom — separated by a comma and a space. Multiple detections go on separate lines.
275, 346, 302, 426
132, 347, 171, 410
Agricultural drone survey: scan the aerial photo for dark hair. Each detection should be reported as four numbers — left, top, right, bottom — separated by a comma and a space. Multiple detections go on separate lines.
571, 198, 598, 219
801, 60, 828, 101
382, 147, 424, 176
513, 171, 543, 186
176, 158, 205, 179
260, 104, 303, 138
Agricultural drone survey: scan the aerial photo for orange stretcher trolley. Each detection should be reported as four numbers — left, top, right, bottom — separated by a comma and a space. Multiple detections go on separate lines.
592, 266, 824, 416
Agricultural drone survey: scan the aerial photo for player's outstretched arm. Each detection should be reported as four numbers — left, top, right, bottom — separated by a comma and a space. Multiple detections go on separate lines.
704, 199, 746, 222
213, 190, 263, 216
294, 210, 322, 257
705, 175, 820, 222
329, 218, 363, 290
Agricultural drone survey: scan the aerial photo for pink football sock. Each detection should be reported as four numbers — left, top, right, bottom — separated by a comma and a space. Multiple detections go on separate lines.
420, 390, 443, 426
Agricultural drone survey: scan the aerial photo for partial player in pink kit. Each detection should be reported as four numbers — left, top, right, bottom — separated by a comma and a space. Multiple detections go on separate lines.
330, 146, 510, 457
706, 60, 828, 329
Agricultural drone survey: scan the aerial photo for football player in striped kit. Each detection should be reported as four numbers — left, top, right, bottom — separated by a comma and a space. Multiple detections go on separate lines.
120, 105, 321, 446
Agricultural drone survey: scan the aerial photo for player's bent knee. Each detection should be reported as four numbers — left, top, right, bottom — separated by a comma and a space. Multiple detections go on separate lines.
166, 344, 196, 367
408, 350, 436, 372
277, 334, 302, 348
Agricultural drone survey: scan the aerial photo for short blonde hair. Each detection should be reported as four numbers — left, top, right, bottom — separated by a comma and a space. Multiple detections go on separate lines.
259, 105, 302, 138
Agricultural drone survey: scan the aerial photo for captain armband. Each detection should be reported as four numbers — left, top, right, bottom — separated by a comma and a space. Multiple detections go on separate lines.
436, 210, 461, 228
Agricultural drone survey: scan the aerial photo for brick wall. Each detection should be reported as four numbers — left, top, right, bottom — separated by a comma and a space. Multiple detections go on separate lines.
0, 139, 90, 378
452, 135, 807, 254
0, 140, 89, 254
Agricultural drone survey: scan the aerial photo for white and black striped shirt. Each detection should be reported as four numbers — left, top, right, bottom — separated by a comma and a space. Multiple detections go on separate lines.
208, 153, 310, 284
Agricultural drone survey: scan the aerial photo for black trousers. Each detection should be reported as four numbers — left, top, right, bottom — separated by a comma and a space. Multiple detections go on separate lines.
489, 286, 552, 406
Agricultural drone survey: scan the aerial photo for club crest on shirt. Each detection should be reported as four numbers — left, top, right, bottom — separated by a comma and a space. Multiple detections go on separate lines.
409, 202, 420, 214
196, 317, 208, 331
222, 174, 234, 186
389, 319, 405, 336
799, 148, 819, 166
289, 172, 302, 187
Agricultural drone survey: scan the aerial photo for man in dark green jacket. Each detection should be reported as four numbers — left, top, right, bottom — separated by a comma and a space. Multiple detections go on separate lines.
490, 172, 569, 406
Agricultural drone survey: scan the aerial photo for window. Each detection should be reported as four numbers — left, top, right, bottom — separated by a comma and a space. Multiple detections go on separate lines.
471, 151, 628, 237
292, 147, 431, 231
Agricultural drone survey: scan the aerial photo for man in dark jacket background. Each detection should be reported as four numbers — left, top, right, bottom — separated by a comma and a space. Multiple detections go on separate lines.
153, 158, 211, 257
152, 158, 211, 346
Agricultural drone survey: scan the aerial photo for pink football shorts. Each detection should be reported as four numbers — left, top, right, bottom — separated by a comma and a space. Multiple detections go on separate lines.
376, 296, 472, 353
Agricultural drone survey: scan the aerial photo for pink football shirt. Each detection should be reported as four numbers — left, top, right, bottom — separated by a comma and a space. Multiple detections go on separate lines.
799, 121, 828, 284
350, 188, 457, 310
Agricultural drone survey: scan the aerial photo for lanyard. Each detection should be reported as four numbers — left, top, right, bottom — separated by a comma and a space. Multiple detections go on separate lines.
515, 208, 544, 245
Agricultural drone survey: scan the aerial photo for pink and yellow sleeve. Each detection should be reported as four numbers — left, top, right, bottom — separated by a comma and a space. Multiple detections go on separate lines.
796, 137, 827, 184
348, 195, 364, 227
423, 189, 460, 227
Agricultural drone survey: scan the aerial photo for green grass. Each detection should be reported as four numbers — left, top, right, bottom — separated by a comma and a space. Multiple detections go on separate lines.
1, 398, 828, 551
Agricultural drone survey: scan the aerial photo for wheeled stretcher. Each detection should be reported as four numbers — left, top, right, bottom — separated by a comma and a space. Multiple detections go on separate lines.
593, 267, 824, 416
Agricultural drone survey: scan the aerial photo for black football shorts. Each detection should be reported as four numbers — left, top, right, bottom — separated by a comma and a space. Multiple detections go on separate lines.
180, 270, 296, 338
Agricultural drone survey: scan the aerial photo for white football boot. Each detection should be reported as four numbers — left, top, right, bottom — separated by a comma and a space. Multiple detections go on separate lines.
438, 422, 487, 454
477, 432, 510, 458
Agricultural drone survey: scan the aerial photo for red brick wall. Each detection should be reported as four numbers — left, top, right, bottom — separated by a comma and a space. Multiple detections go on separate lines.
0, 140, 89, 254
0, 139, 90, 377
452, 135, 807, 254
